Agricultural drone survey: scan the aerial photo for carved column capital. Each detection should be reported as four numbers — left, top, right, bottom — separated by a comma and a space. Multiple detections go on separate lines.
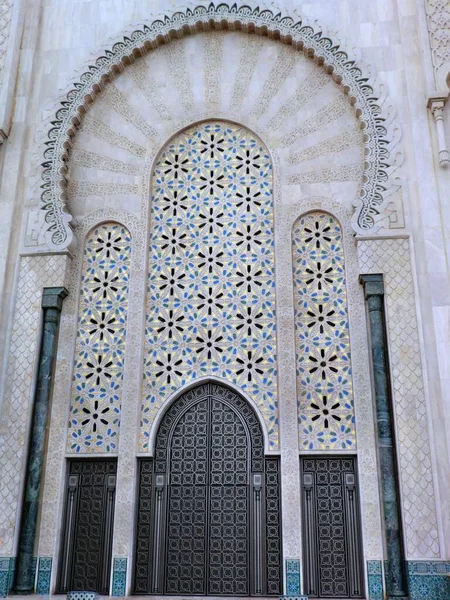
427, 94, 450, 167
359, 274, 384, 312
41, 286, 68, 311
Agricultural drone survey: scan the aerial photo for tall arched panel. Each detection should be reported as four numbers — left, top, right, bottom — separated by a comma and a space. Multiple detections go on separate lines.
293, 212, 356, 450
140, 121, 278, 450
66, 223, 132, 453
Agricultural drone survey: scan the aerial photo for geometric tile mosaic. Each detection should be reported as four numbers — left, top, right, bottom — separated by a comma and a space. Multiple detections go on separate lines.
285, 558, 301, 595
0, 557, 13, 598
367, 560, 383, 600
293, 212, 356, 450
67, 224, 131, 452
407, 561, 450, 600
112, 557, 127, 596
140, 121, 278, 449
36, 557, 52, 595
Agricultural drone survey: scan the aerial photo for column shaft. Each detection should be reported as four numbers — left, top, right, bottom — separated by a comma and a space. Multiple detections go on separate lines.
359, 275, 408, 600
14, 287, 68, 593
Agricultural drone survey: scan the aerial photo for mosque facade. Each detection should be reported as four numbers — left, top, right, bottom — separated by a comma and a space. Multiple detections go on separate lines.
0, 1, 450, 599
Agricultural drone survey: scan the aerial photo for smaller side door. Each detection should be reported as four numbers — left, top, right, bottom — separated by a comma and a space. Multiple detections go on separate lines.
58, 459, 117, 594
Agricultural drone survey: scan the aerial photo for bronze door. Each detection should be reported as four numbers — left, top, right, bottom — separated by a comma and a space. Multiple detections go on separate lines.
301, 457, 364, 598
134, 382, 282, 596
58, 459, 117, 594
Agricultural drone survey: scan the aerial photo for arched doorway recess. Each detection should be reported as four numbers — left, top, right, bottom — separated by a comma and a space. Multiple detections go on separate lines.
134, 382, 282, 596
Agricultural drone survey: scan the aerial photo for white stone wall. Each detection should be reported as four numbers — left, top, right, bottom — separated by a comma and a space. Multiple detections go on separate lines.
0, 0, 448, 590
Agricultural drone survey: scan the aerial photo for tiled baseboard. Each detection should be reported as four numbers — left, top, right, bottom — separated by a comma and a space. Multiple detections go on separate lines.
407, 561, 450, 600
367, 560, 383, 600
112, 557, 127, 596
285, 559, 301, 596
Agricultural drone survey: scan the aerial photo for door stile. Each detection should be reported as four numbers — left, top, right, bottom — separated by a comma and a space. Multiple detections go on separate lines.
58, 473, 80, 593
252, 472, 263, 595
343, 472, 363, 598
100, 473, 117, 594
205, 390, 211, 596
302, 470, 319, 597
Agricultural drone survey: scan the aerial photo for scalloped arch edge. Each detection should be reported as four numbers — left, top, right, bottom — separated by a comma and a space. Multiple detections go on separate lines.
41, 1, 395, 248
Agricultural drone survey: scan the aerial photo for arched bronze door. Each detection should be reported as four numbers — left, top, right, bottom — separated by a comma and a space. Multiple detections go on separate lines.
134, 382, 281, 596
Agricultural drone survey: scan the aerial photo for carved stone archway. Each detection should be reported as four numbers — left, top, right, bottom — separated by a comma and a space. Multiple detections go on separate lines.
41, 2, 395, 249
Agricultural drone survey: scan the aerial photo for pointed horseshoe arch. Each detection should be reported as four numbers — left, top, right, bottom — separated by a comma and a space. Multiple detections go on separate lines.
41, 2, 394, 249
134, 382, 282, 596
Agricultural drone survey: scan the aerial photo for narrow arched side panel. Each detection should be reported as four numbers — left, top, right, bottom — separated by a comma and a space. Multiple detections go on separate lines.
66, 222, 132, 453
292, 211, 356, 451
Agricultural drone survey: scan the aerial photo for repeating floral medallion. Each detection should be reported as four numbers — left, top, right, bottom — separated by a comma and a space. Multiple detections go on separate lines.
140, 121, 278, 450
293, 212, 356, 450
67, 223, 131, 452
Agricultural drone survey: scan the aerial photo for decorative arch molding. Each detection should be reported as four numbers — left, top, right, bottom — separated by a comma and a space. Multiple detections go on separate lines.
153, 381, 265, 474
146, 376, 273, 457
41, 1, 398, 250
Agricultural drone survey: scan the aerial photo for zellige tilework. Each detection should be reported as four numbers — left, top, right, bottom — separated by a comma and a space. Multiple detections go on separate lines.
67, 224, 131, 452
293, 212, 356, 450
140, 121, 278, 449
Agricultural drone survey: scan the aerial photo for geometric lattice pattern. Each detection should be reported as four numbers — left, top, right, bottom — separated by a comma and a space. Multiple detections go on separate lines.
166, 397, 249, 595
293, 213, 356, 450
0, 254, 68, 555
265, 459, 282, 595
134, 383, 281, 596
68, 460, 117, 592
358, 238, 440, 558
141, 121, 277, 450
134, 460, 154, 594
302, 457, 361, 598
67, 224, 131, 452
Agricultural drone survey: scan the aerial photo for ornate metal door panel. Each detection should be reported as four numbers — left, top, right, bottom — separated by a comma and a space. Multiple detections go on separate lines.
207, 398, 249, 595
301, 457, 363, 598
58, 460, 117, 594
134, 382, 282, 596
166, 399, 209, 594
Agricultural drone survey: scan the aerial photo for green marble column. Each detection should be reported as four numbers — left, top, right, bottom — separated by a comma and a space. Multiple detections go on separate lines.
14, 287, 68, 594
359, 274, 409, 600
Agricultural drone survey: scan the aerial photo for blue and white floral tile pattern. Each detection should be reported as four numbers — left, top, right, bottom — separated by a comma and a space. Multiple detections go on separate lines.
367, 560, 383, 600
0, 558, 13, 598
407, 561, 450, 600
293, 212, 356, 450
112, 557, 127, 597
141, 121, 278, 449
67, 224, 131, 453
36, 557, 52, 595
285, 558, 301, 596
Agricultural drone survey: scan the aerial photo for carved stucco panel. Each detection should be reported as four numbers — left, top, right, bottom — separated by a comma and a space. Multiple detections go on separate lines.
425, 0, 450, 89
0, 1, 14, 89
358, 237, 441, 559
0, 253, 69, 556
37, 2, 401, 249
